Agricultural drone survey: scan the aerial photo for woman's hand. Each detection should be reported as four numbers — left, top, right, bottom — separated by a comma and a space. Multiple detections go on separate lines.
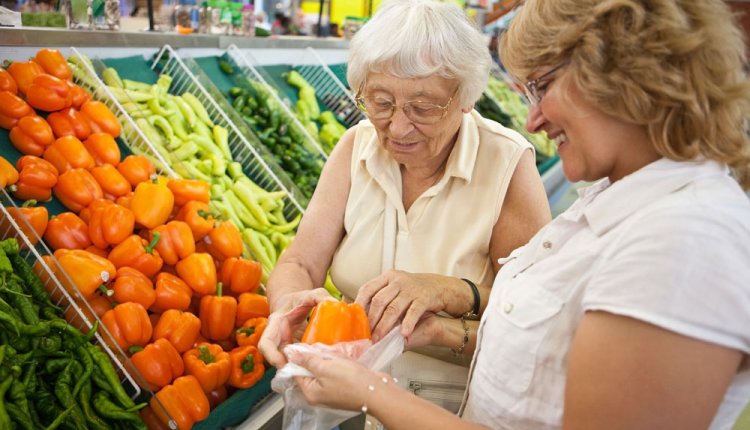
258, 288, 335, 367
291, 351, 385, 412
355, 270, 459, 342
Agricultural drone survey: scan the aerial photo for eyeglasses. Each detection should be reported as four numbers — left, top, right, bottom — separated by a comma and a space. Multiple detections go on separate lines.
523, 63, 566, 105
355, 86, 458, 125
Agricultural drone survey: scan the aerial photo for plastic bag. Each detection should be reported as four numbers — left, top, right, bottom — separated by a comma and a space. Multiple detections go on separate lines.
271, 327, 404, 430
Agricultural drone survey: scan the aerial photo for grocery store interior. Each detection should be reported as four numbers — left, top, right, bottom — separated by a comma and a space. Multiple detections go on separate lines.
1, 0, 749, 429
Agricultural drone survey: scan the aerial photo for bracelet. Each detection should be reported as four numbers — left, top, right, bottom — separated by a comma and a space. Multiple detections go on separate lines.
461, 278, 480, 318
361, 375, 398, 414
451, 315, 470, 356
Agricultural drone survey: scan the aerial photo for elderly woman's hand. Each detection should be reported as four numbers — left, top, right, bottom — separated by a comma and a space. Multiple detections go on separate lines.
258, 288, 335, 367
355, 270, 454, 342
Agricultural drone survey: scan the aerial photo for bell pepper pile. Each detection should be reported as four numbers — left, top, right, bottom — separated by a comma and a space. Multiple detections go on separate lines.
91, 65, 301, 279
0, 237, 147, 429
1, 49, 275, 430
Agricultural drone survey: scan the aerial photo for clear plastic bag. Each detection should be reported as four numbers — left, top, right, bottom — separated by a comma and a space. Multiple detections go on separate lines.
271, 327, 405, 430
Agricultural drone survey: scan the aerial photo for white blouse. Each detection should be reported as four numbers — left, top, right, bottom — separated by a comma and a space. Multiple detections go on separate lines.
461, 158, 750, 429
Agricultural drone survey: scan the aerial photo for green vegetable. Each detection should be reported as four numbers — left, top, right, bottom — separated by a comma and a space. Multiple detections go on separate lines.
87, 344, 135, 409
182, 92, 214, 127
92, 392, 147, 430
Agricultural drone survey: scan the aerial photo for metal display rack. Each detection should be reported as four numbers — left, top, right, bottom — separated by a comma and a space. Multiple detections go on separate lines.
152, 44, 307, 220
291, 46, 365, 128
225, 44, 328, 160
0, 187, 150, 412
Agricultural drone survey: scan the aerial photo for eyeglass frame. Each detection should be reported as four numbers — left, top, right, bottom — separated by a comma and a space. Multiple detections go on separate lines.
523, 62, 567, 105
354, 83, 459, 124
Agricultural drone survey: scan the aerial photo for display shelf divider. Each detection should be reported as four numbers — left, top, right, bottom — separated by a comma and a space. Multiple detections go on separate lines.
151, 44, 307, 219
225, 44, 328, 160
292, 46, 366, 129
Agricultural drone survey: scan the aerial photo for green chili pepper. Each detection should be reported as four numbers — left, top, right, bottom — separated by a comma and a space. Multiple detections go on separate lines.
54, 363, 88, 430
39, 335, 62, 354
8, 253, 53, 307
44, 357, 71, 374
9, 377, 30, 419
78, 379, 109, 430
0, 376, 14, 429
6, 402, 34, 430
4, 274, 39, 325
182, 92, 214, 127
87, 344, 136, 409
71, 345, 93, 398
91, 391, 147, 430
218, 59, 234, 75
43, 406, 74, 430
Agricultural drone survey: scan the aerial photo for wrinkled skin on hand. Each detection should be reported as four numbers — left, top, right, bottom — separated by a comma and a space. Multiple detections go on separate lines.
258, 288, 335, 367
291, 351, 385, 412
355, 270, 449, 342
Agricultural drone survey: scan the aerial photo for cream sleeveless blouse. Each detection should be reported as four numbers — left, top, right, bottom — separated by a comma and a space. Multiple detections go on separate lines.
330, 110, 533, 299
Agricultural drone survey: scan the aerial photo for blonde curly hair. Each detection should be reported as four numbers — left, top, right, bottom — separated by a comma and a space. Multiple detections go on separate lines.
500, 0, 750, 189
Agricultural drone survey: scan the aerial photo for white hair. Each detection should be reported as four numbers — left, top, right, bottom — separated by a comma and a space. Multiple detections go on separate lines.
347, 0, 491, 107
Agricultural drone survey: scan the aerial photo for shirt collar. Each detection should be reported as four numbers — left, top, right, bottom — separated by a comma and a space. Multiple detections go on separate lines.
583, 158, 730, 235
358, 111, 481, 190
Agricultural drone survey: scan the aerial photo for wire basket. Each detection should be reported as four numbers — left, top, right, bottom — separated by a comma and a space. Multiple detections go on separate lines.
225, 44, 328, 160
291, 46, 365, 128
0, 187, 147, 403
152, 44, 307, 220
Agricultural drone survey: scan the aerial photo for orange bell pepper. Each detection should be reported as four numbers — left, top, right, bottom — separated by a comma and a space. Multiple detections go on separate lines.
0, 155, 19, 188
53, 248, 116, 299
0, 66, 18, 94
88, 293, 114, 317
130, 181, 174, 230
63, 292, 114, 330
43, 135, 96, 174
6, 61, 43, 94
90, 164, 131, 201
44, 212, 91, 250
0, 201, 48, 246
199, 283, 237, 341
12, 155, 58, 201
80, 100, 121, 137
150, 375, 210, 430
204, 221, 243, 262
153, 309, 201, 353
26, 73, 72, 112
167, 178, 210, 207
117, 155, 156, 188
83, 132, 121, 166
85, 244, 109, 258
235, 293, 270, 326
46, 107, 93, 141
151, 272, 193, 313
301, 300, 372, 345
66, 81, 90, 109
111, 266, 156, 309
0, 90, 34, 130
53, 168, 103, 212
175, 201, 215, 241
150, 221, 195, 266
227, 345, 264, 389
108, 234, 164, 278
78, 197, 112, 224
33, 48, 72, 81
235, 317, 267, 348
183, 343, 231, 393
89, 201, 135, 249
221, 257, 262, 295
101, 301, 152, 351
115, 191, 134, 209
131, 338, 185, 391
140, 406, 171, 430
175, 252, 217, 296
9, 115, 55, 156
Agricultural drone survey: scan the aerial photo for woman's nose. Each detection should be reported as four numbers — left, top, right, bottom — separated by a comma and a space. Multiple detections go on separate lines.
525, 103, 545, 134
388, 107, 415, 136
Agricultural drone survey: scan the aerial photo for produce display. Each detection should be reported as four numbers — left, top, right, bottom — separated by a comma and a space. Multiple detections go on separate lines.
0, 237, 147, 430
0, 48, 277, 430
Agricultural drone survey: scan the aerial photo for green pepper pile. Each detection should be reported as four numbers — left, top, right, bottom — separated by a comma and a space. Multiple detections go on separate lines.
220, 65, 325, 200
0, 238, 147, 430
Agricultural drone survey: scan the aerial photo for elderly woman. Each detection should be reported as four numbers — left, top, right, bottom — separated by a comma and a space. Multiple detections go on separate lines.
259, 0, 550, 411
286, 0, 750, 429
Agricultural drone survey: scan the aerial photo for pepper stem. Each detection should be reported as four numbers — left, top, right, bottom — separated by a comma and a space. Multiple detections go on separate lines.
145, 232, 161, 254
240, 355, 254, 374
198, 345, 216, 364
216, 282, 223, 297
21, 199, 38, 207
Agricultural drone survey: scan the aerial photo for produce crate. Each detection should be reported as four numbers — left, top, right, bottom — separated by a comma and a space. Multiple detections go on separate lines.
152, 44, 307, 220
291, 47, 365, 129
